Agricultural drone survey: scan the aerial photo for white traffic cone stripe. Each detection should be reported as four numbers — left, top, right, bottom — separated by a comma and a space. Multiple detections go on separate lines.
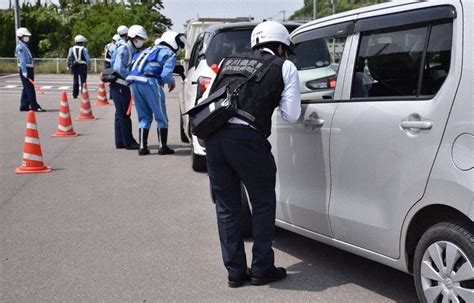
81, 99, 89, 104
59, 112, 70, 118
98, 95, 106, 100
26, 123, 37, 130
25, 136, 41, 144
58, 124, 72, 131
81, 108, 91, 114
60, 101, 68, 106
23, 152, 43, 161
99, 87, 105, 92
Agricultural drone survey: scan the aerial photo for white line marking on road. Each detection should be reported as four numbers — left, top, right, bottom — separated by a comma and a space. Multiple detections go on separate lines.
5, 85, 18, 88
41, 86, 53, 89
58, 86, 70, 90
0, 74, 17, 79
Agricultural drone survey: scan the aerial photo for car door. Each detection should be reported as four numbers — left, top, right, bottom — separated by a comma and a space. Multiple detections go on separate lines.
270, 21, 354, 236
328, 4, 460, 258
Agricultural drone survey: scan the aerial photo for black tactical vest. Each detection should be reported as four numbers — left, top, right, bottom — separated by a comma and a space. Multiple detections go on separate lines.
210, 50, 285, 138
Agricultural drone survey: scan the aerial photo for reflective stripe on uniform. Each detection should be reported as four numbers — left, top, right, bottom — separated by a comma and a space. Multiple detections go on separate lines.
115, 78, 128, 86
73, 46, 87, 64
126, 75, 148, 83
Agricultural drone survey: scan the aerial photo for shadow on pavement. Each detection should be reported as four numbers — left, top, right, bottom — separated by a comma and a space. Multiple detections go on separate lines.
270, 227, 417, 302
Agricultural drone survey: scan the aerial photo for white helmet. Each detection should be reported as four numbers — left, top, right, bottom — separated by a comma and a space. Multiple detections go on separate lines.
112, 34, 121, 42
117, 25, 129, 36
74, 35, 87, 43
159, 31, 189, 53
128, 25, 148, 40
16, 27, 31, 38
251, 21, 291, 49
154, 38, 162, 46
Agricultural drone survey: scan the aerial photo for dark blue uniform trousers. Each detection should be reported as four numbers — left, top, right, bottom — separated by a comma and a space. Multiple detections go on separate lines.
72, 65, 87, 98
19, 67, 40, 110
206, 125, 277, 277
110, 82, 135, 147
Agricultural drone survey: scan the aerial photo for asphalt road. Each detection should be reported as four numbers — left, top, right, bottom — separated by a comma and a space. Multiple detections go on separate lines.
0, 74, 418, 302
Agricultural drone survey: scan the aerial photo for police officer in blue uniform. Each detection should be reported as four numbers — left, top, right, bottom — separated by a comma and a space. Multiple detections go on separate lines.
109, 25, 142, 150
67, 35, 91, 98
116, 25, 128, 46
204, 21, 301, 287
104, 34, 120, 69
15, 27, 45, 112
126, 30, 188, 156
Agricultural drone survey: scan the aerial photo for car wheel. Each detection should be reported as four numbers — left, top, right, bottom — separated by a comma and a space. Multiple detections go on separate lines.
413, 222, 474, 303
241, 184, 252, 239
191, 146, 207, 172
180, 114, 189, 143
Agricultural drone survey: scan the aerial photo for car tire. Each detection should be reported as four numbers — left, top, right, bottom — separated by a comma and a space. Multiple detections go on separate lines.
180, 114, 189, 143
413, 221, 474, 303
191, 147, 207, 172
241, 184, 252, 239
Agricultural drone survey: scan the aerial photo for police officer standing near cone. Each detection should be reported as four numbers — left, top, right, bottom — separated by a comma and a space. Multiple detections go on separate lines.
108, 25, 143, 150
104, 34, 120, 69
15, 27, 45, 112
67, 35, 91, 99
126, 30, 188, 156
204, 21, 301, 287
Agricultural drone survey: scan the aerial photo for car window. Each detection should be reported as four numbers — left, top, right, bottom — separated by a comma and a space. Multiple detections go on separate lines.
290, 36, 347, 102
189, 33, 205, 68
420, 22, 452, 96
206, 30, 252, 66
351, 20, 453, 99
351, 25, 428, 98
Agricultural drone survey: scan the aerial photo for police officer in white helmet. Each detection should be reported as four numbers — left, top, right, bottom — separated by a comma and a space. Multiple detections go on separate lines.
15, 27, 45, 111
66, 35, 91, 98
126, 31, 189, 155
204, 20, 301, 287
116, 25, 128, 46
104, 34, 120, 68
108, 25, 146, 150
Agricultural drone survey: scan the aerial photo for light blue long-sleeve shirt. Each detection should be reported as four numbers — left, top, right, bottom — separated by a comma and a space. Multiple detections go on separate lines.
15, 41, 33, 74
66, 46, 91, 68
111, 41, 135, 79
155, 46, 176, 85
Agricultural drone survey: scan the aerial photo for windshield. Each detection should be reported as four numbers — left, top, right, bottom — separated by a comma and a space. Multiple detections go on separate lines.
206, 30, 252, 66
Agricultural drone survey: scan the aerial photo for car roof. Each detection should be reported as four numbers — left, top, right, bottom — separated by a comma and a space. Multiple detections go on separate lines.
204, 21, 302, 34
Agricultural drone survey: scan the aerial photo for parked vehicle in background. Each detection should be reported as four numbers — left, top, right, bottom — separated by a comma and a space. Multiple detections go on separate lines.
250, 1, 472, 302
179, 21, 300, 171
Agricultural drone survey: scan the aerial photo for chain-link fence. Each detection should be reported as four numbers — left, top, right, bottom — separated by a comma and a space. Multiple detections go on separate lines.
0, 57, 106, 74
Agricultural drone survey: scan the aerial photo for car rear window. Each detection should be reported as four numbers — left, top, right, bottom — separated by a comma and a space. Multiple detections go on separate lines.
206, 30, 253, 66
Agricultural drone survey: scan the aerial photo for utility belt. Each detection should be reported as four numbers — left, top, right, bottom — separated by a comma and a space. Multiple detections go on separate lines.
114, 78, 128, 86
19, 63, 34, 68
224, 123, 271, 149
104, 58, 111, 63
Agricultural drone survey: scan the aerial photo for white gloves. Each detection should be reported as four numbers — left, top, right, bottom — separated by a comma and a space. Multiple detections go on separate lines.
22, 71, 27, 78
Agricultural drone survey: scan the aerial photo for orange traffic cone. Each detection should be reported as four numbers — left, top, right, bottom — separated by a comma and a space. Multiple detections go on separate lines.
76, 83, 96, 120
52, 91, 77, 137
95, 74, 110, 106
16, 111, 52, 174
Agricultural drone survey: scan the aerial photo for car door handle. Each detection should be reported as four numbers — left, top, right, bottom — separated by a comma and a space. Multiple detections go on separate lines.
400, 120, 433, 130
304, 118, 324, 127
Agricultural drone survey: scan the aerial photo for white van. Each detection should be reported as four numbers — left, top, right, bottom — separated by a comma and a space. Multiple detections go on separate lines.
240, 1, 472, 302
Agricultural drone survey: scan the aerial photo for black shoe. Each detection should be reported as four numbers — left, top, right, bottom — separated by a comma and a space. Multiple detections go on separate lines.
33, 107, 46, 112
116, 145, 126, 149
228, 268, 251, 288
251, 267, 287, 286
125, 142, 139, 150
158, 145, 175, 155
20, 107, 29, 112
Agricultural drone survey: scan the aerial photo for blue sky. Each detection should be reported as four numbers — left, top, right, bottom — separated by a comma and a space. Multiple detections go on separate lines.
0, 0, 304, 31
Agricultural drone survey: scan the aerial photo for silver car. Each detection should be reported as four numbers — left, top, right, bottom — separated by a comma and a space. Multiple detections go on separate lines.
244, 1, 473, 302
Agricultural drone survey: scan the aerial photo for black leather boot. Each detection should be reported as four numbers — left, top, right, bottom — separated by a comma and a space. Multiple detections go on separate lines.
158, 128, 174, 155
138, 128, 150, 156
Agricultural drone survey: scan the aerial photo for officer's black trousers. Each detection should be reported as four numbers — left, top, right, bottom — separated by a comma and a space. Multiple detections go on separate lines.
19, 67, 41, 111
110, 82, 135, 147
72, 65, 87, 98
206, 125, 277, 277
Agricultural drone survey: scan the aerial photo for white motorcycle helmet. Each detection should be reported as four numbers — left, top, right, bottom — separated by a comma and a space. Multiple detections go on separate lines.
74, 35, 87, 43
112, 34, 121, 42
16, 27, 32, 38
128, 25, 148, 40
117, 25, 129, 36
251, 21, 291, 49
159, 31, 189, 53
